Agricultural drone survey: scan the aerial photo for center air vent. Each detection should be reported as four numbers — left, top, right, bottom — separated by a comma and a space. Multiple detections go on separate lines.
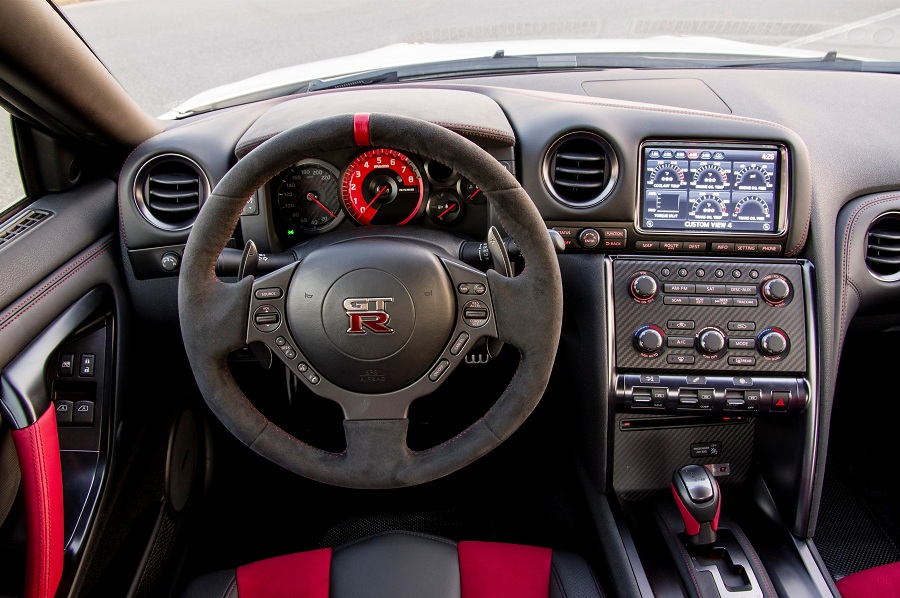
866, 214, 900, 280
133, 154, 209, 231
543, 132, 618, 207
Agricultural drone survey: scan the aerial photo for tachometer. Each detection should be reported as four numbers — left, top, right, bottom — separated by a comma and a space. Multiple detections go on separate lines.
341, 149, 424, 226
274, 161, 343, 237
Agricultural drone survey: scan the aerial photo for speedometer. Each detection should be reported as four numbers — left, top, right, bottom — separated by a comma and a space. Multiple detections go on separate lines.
341, 149, 424, 226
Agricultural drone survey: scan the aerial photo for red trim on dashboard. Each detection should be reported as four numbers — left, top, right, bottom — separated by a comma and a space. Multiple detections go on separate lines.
458, 541, 552, 598
236, 548, 331, 598
11, 408, 64, 598
353, 113, 371, 146
671, 484, 701, 536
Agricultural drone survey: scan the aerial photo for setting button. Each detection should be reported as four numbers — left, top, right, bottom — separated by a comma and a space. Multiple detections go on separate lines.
450, 332, 470, 355
429, 359, 451, 381
666, 354, 695, 364
664, 283, 695, 294
667, 320, 695, 331
728, 356, 757, 366
696, 284, 725, 295
733, 297, 759, 307
727, 284, 757, 295
727, 321, 756, 332
463, 300, 490, 327
254, 287, 284, 300
728, 338, 756, 350
667, 336, 694, 348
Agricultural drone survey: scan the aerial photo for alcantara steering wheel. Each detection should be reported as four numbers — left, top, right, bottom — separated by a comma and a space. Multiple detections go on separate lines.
178, 113, 562, 489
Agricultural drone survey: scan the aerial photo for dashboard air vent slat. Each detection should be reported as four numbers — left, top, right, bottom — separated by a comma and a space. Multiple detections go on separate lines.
866, 215, 900, 279
134, 154, 209, 231
0, 210, 51, 249
544, 132, 618, 207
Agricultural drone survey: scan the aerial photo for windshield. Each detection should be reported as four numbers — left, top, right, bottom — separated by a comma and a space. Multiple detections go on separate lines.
51, 1, 900, 117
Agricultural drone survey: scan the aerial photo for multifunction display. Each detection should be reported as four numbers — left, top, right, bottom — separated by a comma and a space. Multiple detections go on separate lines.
639, 144, 782, 234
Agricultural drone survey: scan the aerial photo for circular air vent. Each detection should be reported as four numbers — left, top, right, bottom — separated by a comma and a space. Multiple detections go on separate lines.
133, 154, 209, 231
543, 132, 618, 207
866, 214, 900, 280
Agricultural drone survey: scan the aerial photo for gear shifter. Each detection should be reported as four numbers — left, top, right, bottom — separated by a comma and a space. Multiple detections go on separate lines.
671, 464, 721, 545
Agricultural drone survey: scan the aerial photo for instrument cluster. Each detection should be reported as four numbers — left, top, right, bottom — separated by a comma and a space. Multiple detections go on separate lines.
268, 148, 487, 245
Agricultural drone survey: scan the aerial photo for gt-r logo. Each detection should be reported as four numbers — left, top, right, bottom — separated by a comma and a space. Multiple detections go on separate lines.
344, 297, 394, 334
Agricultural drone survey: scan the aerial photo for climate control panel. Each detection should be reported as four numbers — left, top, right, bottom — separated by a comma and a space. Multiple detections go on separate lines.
609, 257, 812, 415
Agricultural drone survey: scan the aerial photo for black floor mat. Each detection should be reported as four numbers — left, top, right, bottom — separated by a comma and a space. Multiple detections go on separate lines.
815, 467, 900, 579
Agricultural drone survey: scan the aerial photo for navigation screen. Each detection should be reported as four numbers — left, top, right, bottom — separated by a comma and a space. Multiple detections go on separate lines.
640, 145, 781, 234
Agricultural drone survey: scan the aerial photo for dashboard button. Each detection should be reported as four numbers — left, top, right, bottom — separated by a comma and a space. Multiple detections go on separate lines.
635, 241, 658, 251
664, 296, 690, 305
698, 389, 714, 402
728, 338, 756, 350
667, 320, 695, 330
640, 374, 660, 384
732, 376, 753, 386
733, 297, 759, 307
759, 244, 782, 253
735, 244, 758, 252
578, 228, 601, 249
603, 238, 626, 249
772, 391, 791, 411
712, 243, 734, 252
666, 354, 695, 364
602, 228, 627, 238
690, 296, 712, 306
59, 354, 74, 377
552, 227, 578, 238
651, 388, 668, 401
667, 336, 694, 348
696, 284, 725, 294
728, 356, 756, 366
664, 283, 695, 294
677, 268, 689, 277
684, 242, 707, 252
712, 297, 733, 306
662, 242, 683, 251
727, 321, 756, 331
727, 284, 757, 295
686, 375, 706, 384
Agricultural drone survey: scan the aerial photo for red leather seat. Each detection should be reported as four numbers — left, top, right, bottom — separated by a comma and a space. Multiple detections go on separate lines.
181, 531, 604, 598
835, 562, 900, 598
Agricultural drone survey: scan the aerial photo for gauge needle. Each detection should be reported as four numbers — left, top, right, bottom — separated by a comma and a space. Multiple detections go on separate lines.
306, 193, 336, 218
366, 185, 388, 210
437, 204, 458, 220
468, 188, 482, 200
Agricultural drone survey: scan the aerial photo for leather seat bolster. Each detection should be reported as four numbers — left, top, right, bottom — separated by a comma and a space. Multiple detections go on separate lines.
182, 569, 237, 598
550, 551, 605, 598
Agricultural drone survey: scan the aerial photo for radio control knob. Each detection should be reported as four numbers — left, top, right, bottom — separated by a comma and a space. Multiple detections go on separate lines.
630, 274, 658, 301
762, 278, 791, 305
698, 329, 726, 355
759, 329, 788, 356
635, 327, 664, 354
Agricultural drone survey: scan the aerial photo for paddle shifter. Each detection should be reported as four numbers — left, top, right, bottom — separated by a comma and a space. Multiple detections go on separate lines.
671, 464, 721, 545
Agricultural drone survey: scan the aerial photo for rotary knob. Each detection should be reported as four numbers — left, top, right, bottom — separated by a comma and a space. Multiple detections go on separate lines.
697, 329, 726, 355
759, 329, 789, 356
635, 326, 664, 354
630, 274, 658, 301
762, 278, 791, 305
578, 228, 601, 249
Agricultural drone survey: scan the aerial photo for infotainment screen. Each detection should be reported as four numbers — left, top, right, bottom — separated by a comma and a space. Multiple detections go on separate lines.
639, 143, 783, 234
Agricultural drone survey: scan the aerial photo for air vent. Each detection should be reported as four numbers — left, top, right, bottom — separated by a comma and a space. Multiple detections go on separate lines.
0, 209, 51, 249
543, 132, 618, 207
866, 214, 900, 280
133, 154, 209, 231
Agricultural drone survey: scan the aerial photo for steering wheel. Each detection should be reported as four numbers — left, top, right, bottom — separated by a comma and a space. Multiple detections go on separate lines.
178, 113, 562, 489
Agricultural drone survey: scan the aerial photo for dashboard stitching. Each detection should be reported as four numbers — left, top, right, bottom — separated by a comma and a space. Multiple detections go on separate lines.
660, 511, 704, 596
0, 238, 113, 328
839, 193, 900, 356
0, 242, 112, 334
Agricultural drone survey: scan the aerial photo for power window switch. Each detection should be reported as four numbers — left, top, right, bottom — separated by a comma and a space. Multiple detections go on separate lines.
59, 354, 75, 377
79, 354, 95, 377
55, 401, 73, 425
73, 401, 94, 425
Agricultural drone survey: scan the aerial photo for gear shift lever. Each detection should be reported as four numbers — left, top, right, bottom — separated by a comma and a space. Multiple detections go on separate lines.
671, 464, 721, 545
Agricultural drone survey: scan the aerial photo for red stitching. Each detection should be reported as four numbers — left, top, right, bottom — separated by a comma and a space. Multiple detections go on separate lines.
0, 239, 113, 326
0, 243, 112, 334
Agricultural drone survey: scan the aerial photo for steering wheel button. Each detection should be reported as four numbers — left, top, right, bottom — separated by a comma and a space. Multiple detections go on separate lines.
458, 283, 470, 294
429, 359, 451, 381
308, 375, 320, 385
450, 332, 470, 355
297, 362, 308, 373
473, 284, 486, 295
275, 336, 286, 346
253, 305, 282, 332
255, 287, 284, 300
284, 349, 296, 359
463, 300, 490, 327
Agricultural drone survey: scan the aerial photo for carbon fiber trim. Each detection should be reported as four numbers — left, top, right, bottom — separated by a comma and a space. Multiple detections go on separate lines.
612, 413, 754, 501
611, 257, 807, 373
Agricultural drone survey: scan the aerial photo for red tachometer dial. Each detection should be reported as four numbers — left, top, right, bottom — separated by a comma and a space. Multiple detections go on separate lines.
341, 149, 424, 226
